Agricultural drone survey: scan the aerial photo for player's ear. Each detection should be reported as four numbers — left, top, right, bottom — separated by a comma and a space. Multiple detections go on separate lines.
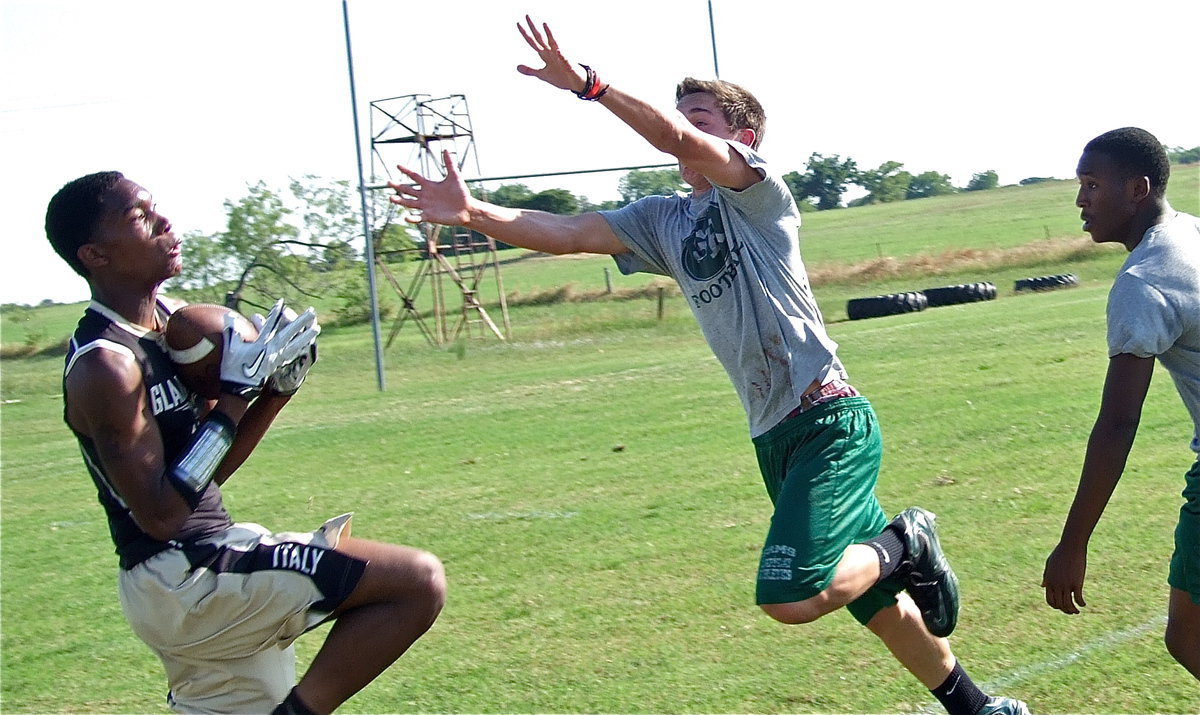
1129, 174, 1151, 202
77, 243, 109, 271
735, 127, 756, 148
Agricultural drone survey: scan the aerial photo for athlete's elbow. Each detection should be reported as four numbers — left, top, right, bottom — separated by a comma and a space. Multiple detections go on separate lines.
642, 123, 691, 157
1091, 413, 1141, 444
536, 241, 579, 256
138, 519, 184, 543
131, 503, 191, 543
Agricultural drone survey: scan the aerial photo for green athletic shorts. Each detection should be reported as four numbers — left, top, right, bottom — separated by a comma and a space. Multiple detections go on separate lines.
752, 396, 902, 624
1168, 458, 1200, 605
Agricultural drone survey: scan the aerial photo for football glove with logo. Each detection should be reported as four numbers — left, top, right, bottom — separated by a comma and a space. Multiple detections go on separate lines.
269, 342, 318, 396
219, 300, 320, 400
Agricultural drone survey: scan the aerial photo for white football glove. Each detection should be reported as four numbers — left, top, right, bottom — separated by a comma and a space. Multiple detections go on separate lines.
268, 342, 318, 396
219, 300, 320, 400
250, 305, 320, 396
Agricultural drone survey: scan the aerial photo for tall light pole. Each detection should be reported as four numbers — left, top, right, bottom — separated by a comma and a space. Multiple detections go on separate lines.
342, 0, 386, 390
708, 0, 720, 78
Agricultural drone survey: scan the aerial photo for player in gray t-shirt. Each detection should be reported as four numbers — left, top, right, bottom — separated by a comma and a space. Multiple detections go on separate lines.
390, 15, 1029, 714
1043, 127, 1200, 679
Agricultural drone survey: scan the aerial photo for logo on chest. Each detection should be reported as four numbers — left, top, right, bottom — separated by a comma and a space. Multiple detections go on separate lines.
149, 377, 190, 415
681, 203, 742, 307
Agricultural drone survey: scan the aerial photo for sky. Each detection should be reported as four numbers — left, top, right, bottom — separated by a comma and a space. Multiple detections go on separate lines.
3, 0, 1198, 306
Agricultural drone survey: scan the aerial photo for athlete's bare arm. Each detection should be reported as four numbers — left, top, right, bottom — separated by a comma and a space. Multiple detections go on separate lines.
515, 16, 760, 191
66, 347, 287, 540
389, 151, 625, 255
1042, 353, 1155, 614
212, 391, 291, 484
66, 349, 211, 540
389, 15, 761, 256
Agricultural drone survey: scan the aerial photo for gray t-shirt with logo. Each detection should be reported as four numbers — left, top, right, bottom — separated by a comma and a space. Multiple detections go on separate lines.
1107, 211, 1200, 453
600, 143, 846, 438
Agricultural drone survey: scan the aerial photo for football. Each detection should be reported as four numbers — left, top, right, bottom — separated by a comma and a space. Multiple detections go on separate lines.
163, 303, 258, 399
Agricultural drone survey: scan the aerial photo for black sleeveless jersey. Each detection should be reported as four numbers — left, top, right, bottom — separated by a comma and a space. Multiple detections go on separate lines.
63, 299, 234, 569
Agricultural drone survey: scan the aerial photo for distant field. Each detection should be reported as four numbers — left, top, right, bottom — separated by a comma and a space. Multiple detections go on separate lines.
3, 165, 1195, 349
797, 167, 1198, 266
2, 164, 1198, 713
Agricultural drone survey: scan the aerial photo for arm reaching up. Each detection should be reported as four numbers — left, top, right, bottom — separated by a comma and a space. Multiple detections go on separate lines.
515, 16, 760, 192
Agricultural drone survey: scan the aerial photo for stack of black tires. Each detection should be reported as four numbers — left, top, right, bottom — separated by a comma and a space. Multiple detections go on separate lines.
845, 272, 1080, 320
922, 282, 998, 307
1013, 273, 1079, 292
845, 291, 929, 320
846, 282, 996, 320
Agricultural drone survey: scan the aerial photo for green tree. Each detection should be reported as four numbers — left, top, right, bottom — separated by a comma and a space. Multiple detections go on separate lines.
618, 168, 685, 203
289, 176, 362, 271
320, 242, 358, 271
856, 161, 911, 204
907, 171, 956, 199
175, 230, 229, 300
1167, 145, 1200, 164
487, 183, 535, 208
784, 153, 858, 211
220, 182, 304, 310
966, 170, 1000, 191
374, 221, 421, 261
524, 188, 579, 215
171, 178, 363, 312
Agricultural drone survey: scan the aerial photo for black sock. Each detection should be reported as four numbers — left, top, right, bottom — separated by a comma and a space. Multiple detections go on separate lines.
931, 661, 989, 715
272, 687, 318, 715
863, 524, 906, 581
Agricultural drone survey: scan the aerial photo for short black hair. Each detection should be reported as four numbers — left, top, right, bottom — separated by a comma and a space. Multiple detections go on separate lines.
45, 171, 125, 277
1083, 127, 1170, 198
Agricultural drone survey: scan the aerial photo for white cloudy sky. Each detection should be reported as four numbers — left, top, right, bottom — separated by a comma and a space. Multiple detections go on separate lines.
3, 0, 1197, 305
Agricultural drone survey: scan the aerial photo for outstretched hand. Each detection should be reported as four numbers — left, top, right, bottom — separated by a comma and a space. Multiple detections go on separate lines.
388, 149, 471, 227
515, 15, 585, 94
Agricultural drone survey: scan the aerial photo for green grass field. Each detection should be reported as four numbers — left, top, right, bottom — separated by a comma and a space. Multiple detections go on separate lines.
2, 169, 1198, 713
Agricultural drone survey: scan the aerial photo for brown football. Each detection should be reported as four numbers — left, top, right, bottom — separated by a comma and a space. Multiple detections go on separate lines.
164, 303, 257, 399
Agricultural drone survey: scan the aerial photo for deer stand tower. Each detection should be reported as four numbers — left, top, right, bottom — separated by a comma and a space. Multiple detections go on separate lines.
369, 93, 511, 347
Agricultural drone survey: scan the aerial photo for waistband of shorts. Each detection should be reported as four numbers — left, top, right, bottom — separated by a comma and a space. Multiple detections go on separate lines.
121, 538, 214, 570
119, 527, 248, 570
754, 394, 872, 447
119, 541, 173, 570
785, 378, 860, 419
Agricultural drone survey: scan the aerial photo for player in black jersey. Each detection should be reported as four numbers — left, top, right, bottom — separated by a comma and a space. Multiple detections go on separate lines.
47, 171, 446, 715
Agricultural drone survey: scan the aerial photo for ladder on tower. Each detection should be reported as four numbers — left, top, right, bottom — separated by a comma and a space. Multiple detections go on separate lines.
368, 93, 511, 347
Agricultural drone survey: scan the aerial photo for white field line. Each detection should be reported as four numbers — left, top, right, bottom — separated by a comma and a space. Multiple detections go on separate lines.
912, 614, 1169, 714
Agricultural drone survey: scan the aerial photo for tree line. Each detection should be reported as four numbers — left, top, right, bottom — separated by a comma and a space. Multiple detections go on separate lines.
174, 145, 1198, 320
483, 145, 1199, 213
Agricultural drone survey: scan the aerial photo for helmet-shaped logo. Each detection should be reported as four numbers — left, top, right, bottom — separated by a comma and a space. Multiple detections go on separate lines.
682, 204, 731, 282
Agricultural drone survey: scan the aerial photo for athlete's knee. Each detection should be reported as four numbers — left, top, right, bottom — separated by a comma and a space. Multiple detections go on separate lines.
760, 599, 828, 625
410, 550, 447, 611
367, 547, 446, 614
1164, 620, 1200, 675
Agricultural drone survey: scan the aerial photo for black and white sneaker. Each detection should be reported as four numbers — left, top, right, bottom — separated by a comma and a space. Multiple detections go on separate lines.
976, 696, 1032, 714
890, 507, 960, 637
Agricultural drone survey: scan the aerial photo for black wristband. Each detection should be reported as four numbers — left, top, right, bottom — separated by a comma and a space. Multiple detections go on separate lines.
573, 64, 609, 101
220, 378, 263, 401
167, 411, 235, 509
